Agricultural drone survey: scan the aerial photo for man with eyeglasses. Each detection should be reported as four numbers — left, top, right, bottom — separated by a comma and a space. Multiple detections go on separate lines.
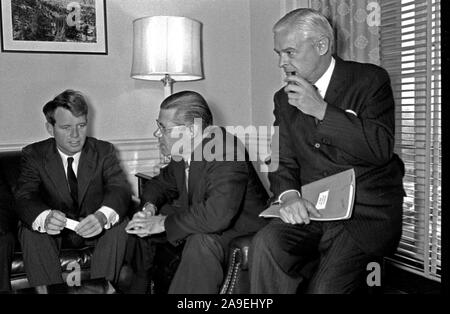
125, 90, 269, 294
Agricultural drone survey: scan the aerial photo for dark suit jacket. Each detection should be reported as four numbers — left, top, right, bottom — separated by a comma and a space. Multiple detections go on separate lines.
0, 174, 15, 234
141, 127, 269, 246
269, 56, 405, 256
15, 137, 132, 227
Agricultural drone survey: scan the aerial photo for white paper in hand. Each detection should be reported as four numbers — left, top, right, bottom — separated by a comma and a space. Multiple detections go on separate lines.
65, 218, 79, 231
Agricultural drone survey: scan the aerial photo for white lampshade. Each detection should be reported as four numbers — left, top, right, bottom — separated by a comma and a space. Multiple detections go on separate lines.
131, 16, 203, 82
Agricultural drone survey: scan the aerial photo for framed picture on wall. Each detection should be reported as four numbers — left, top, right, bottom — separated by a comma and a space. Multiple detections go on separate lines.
0, 0, 107, 54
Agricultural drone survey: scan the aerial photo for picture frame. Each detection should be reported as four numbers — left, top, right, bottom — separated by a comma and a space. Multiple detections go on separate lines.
1, 0, 107, 54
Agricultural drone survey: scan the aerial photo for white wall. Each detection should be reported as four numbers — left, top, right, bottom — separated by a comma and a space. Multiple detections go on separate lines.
0, 0, 256, 146
0, 0, 315, 196
249, 0, 284, 128
0, 0, 302, 194
0, 0, 315, 147
249, 0, 310, 127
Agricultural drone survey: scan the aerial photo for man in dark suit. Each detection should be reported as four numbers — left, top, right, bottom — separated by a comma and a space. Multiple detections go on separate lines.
0, 173, 16, 292
126, 90, 269, 293
15, 90, 131, 287
249, 9, 405, 293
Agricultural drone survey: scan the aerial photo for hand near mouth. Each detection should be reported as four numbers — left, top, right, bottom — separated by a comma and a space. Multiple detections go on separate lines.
284, 75, 327, 120
284, 71, 298, 83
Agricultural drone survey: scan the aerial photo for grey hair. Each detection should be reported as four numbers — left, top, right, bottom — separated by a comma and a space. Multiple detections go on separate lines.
273, 8, 335, 52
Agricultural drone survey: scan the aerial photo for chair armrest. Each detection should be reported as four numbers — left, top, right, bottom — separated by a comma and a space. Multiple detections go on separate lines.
228, 234, 253, 270
220, 233, 254, 294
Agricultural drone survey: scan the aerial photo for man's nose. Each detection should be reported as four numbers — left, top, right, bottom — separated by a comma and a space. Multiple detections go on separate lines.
70, 127, 79, 138
278, 54, 287, 68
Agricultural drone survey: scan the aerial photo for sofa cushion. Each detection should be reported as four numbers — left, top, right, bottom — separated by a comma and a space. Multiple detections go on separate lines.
0, 177, 15, 234
11, 246, 95, 276
0, 151, 22, 192
0, 151, 20, 234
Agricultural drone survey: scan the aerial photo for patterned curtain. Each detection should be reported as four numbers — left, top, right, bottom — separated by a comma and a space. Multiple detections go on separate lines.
310, 0, 380, 65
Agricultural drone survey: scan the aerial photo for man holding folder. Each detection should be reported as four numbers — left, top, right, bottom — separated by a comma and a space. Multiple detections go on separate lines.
249, 9, 405, 293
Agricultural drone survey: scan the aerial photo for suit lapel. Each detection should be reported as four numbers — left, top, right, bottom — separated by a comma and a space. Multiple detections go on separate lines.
170, 159, 189, 207
324, 57, 348, 108
77, 141, 97, 206
187, 137, 209, 203
187, 160, 205, 203
44, 142, 73, 206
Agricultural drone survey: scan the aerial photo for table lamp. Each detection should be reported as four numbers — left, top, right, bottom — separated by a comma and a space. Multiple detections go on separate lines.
131, 15, 203, 98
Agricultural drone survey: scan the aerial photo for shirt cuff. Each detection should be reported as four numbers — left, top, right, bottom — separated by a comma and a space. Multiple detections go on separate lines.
98, 206, 119, 229
32, 209, 51, 233
277, 189, 302, 203
159, 215, 166, 232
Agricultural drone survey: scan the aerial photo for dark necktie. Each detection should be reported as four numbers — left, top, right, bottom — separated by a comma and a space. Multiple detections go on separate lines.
67, 157, 78, 206
313, 84, 320, 125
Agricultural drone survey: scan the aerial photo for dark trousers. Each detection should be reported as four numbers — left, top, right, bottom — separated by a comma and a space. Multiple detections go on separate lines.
0, 232, 15, 292
127, 230, 247, 294
249, 219, 376, 294
169, 232, 236, 294
19, 219, 129, 287
124, 232, 170, 294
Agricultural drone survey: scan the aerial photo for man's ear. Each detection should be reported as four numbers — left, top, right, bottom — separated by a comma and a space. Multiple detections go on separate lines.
45, 122, 54, 137
316, 37, 330, 55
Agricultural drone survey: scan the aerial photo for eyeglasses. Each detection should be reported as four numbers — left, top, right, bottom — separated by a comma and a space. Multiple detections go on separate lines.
154, 120, 189, 137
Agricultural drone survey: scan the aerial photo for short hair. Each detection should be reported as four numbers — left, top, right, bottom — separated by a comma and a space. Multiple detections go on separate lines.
273, 8, 335, 52
43, 89, 88, 125
160, 90, 213, 128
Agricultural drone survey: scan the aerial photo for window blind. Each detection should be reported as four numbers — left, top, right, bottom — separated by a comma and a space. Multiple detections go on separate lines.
380, 0, 441, 281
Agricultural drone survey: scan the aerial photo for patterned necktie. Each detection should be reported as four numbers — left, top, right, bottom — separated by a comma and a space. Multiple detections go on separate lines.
67, 157, 78, 206
313, 84, 320, 125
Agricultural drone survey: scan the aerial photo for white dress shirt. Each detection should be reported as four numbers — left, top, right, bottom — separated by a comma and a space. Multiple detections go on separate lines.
32, 148, 119, 232
276, 57, 336, 203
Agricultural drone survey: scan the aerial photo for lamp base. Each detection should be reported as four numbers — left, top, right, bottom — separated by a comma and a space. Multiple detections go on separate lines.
162, 74, 174, 98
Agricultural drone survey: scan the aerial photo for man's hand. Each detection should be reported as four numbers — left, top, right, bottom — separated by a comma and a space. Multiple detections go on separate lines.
142, 202, 157, 216
284, 75, 327, 120
130, 205, 154, 222
75, 211, 106, 238
44, 210, 67, 235
124, 206, 156, 237
126, 215, 166, 238
279, 192, 321, 225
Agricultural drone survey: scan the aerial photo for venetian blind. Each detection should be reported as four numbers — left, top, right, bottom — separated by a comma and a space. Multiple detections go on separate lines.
380, 0, 441, 281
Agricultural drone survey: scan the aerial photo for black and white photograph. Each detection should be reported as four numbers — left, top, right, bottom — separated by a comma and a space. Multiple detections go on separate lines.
0, 0, 444, 301
1, 0, 107, 53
